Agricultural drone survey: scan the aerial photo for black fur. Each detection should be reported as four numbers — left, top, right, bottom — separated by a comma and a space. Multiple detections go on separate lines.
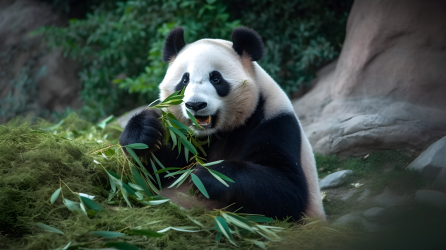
162, 27, 187, 62
174, 72, 189, 92
119, 109, 164, 156
209, 71, 231, 97
119, 97, 308, 220
232, 27, 264, 61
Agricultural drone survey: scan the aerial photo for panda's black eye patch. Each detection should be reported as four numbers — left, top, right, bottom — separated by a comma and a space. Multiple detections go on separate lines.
175, 72, 189, 91
209, 71, 230, 97
211, 75, 220, 84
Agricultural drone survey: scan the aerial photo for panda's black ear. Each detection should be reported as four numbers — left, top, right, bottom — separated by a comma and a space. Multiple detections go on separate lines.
162, 27, 187, 62
232, 27, 264, 61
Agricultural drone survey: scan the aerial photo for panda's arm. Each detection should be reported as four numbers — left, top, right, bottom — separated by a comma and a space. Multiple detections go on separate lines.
193, 114, 309, 220
119, 109, 189, 185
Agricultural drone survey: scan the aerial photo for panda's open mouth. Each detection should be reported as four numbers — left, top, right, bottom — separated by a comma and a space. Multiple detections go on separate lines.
194, 115, 216, 128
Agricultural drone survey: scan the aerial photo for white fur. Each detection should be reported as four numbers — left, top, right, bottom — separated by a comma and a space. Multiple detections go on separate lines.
159, 38, 325, 219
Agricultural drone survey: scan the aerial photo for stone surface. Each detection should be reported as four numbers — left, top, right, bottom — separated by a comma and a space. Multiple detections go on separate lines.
332, 213, 383, 233
373, 188, 411, 207
292, 0, 446, 156
0, 0, 80, 122
319, 170, 353, 189
357, 188, 371, 202
433, 167, 446, 193
415, 190, 446, 209
117, 106, 147, 128
362, 207, 385, 221
407, 136, 446, 181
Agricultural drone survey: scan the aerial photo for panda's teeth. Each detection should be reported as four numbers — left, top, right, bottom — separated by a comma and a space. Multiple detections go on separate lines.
196, 115, 211, 125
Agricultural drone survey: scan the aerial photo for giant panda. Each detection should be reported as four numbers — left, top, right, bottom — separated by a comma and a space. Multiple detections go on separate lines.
120, 27, 326, 220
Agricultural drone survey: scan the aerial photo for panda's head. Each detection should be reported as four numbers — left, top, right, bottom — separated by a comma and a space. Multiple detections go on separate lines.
159, 27, 264, 136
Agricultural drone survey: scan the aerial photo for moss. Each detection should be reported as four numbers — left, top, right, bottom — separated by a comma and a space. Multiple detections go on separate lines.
0, 115, 434, 249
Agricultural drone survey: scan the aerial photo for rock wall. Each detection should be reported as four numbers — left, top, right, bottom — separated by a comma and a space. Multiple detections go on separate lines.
293, 0, 446, 156
0, 0, 80, 123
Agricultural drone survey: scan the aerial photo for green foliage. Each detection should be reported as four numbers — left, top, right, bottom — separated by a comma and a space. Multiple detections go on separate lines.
37, 0, 352, 122
231, 0, 352, 93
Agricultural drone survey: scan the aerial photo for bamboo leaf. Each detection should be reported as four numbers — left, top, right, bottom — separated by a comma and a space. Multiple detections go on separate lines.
125, 143, 149, 149
168, 126, 187, 140
150, 159, 162, 191
168, 170, 191, 188
97, 115, 115, 129
168, 117, 191, 131
164, 170, 188, 178
191, 137, 207, 156
153, 167, 181, 175
126, 147, 145, 169
79, 196, 104, 212
141, 170, 161, 195
36, 222, 64, 235
160, 89, 183, 103
186, 110, 202, 128
131, 166, 153, 197
122, 182, 136, 196
50, 188, 61, 204
191, 173, 209, 198
214, 217, 236, 246
180, 137, 198, 155
128, 183, 143, 191
145, 199, 170, 205
63, 199, 81, 212
222, 213, 254, 232
45, 119, 64, 131
185, 146, 189, 163
106, 169, 122, 179
209, 169, 234, 183
127, 229, 164, 237
121, 186, 132, 208
91, 231, 125, 238
216, 232, 222, 243
151, 153, 167, 171
202, 160, 224, 166
209, 170, 229, 187
169, 126, 177, 147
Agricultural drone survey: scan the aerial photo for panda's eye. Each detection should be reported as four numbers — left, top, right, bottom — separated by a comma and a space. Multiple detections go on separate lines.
210, 72, 221, 84
182, 73, 189, 84
212, 76, 220, 83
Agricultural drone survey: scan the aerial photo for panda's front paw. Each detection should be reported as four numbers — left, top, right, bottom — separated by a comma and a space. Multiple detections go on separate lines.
119, 109, 164, 156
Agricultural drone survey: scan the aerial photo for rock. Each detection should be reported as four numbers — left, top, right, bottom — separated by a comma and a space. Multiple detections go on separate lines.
319, 170, 353, 189
0, 0, 81, 122
433, 167, 446, 193
357, 188, 371, 202
332, 213, 383, 233
292, 0, 446, 156
373, 188, 411, 207
407, 136, 446, 181
362, 207, 385, 221
415, 190, 446, 209
117, 106, 147, 128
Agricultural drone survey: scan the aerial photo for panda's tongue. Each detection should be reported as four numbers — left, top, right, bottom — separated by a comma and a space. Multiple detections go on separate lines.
195, 115, 211, 126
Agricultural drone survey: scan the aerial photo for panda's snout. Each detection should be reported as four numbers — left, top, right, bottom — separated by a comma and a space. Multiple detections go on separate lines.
185, 102, 207, 112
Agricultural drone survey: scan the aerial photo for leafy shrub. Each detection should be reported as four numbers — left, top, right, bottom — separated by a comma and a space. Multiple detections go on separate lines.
38, 0, 352, 121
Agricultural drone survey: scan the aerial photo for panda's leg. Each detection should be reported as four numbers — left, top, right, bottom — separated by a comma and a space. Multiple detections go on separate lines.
193, 161, 307, 220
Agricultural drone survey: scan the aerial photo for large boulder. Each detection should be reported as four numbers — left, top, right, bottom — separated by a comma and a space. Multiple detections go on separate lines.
407, 136, 446, 181
293, 0, 446, 156
0, 0, 80, 123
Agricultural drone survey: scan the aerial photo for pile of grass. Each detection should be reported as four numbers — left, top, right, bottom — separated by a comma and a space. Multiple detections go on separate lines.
1, 114, 439, 250
0, 116, 350, 250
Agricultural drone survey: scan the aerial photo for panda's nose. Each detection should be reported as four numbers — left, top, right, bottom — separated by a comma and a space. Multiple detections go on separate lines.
185, 102, 207, 112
